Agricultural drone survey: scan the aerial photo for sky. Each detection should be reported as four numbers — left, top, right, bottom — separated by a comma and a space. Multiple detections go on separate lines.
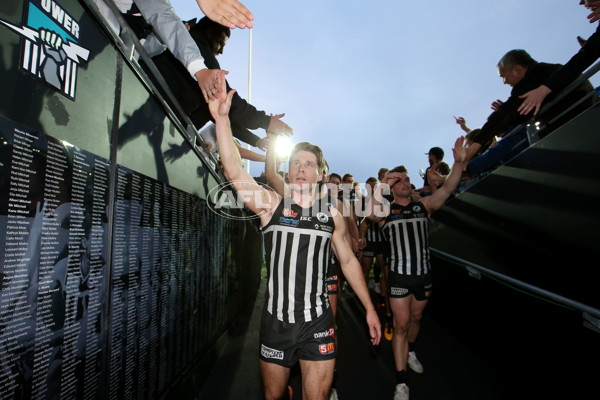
170, 0, 599, 189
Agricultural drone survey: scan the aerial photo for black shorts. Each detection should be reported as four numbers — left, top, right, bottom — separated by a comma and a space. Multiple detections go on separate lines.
259, 306, 336, 367
387, 272, 432, 301
325, 255, 340, 295
362, 241, 386, 258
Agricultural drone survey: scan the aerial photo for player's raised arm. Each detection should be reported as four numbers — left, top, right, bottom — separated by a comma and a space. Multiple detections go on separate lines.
208, 71, 279, 219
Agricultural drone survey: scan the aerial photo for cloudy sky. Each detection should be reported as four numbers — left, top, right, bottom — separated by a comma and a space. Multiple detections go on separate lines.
171, 0, 599, 188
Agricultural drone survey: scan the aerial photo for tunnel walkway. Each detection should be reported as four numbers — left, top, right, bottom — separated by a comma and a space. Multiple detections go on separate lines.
197, 275, 509, 400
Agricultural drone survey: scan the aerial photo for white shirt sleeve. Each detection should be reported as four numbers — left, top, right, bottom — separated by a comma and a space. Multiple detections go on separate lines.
132, 0, 207, 78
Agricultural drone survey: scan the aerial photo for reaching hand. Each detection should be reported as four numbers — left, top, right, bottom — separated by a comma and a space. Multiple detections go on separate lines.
366, 308, 381, 346
584, 1, 600, 23
195, 68, 229, 103
208, 71, 236, 119
453, 115, 470, 133
491, 99, 504, 111
358, 237, 367, 250
452, 136, 468, 165
267, 113, 293, 136
518, 85, 552, 116
196, 0, 254, 29
426, 165, 445, 187
255, 137, 269, 151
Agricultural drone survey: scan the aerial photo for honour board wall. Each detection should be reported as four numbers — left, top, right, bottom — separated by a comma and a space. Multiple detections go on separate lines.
0, 1, 260, 398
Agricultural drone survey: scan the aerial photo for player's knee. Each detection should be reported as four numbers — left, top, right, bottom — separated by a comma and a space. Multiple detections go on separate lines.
263, 386, 287, 400
410, 311, 424, 324
393, 316, 410, 334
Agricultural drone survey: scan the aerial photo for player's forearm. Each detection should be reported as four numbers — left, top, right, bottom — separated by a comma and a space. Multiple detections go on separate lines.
237, 146, 265, 162
346, 215, 359, 240
214, 116, 244, 180
341, 260, 376, 313
440, 161, 465, 196
264, 137, 286, 196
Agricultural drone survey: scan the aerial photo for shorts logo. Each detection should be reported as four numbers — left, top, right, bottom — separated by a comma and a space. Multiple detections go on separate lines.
0, 0, 91, 100
327, 284, 338, 291
390, 287, 408, 296
314, 328, 335, 339
319, 343, 335, 355
261, 344, 284, 360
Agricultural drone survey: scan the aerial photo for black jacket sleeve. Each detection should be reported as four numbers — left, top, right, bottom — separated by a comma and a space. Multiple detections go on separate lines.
228, 89, 271, 131
231, 125, 261, 147
192, 29, 271, 133
546, 23, 600, 93
473, 63, 561, 146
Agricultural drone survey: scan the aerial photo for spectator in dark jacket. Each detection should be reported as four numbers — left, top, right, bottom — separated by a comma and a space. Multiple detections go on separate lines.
464, 49, 598, 165
151, 16, 292, 150
518, 0, 600, 116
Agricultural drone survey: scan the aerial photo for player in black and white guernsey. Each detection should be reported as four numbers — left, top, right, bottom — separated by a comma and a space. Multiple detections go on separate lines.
261, 194, 334, 323
366, 137, 467, 400
209, 73, 381, 400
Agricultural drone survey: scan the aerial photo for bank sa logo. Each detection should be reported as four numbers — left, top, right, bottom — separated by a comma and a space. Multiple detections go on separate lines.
0, 0, 90, 100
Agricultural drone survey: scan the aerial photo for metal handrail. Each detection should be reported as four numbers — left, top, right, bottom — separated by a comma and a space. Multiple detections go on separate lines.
430, 247, 600, 332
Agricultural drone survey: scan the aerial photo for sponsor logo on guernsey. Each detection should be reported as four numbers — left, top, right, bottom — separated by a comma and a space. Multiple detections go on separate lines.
314, 328, 335, 339
279, 217, 299, 227
0, 0, 91, 100
319, 343, 335, 355
316, 212, 329, 223
282, 208, 298, 218
390, 287, 408, 296
316, 224, 333, 233
261, 344, 284, 360
300, 216, 312, 221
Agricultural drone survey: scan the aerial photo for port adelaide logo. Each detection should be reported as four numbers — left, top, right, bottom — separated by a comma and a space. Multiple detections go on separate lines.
0, 0, 90, 100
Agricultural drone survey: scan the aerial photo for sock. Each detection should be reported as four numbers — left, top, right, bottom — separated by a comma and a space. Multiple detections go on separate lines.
408, 342, 415, 353
396, 369, 409, 384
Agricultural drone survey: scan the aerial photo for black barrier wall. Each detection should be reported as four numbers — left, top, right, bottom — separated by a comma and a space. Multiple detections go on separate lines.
0, 0, 262, 398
